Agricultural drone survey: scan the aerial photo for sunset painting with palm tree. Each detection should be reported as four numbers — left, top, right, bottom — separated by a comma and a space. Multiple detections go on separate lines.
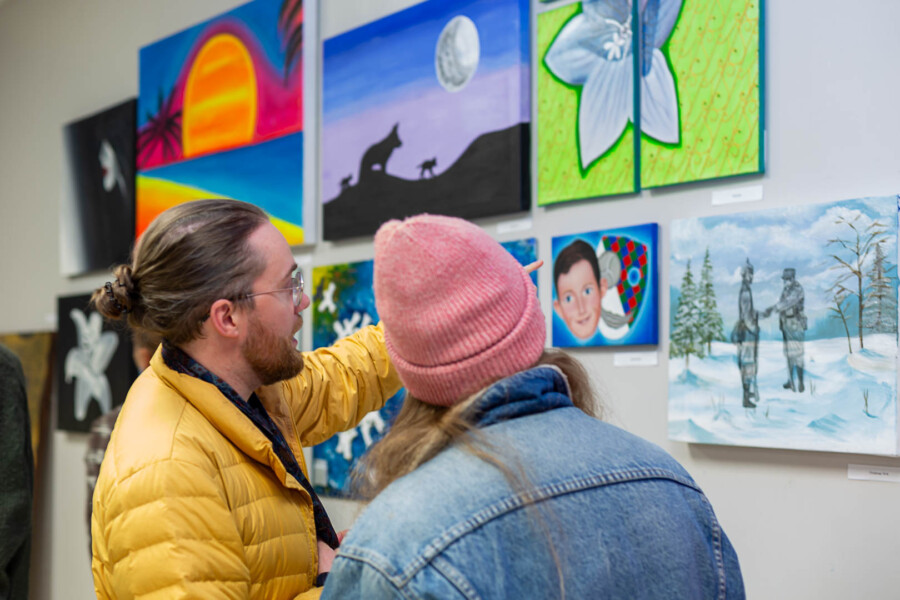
137, 0, 307, 244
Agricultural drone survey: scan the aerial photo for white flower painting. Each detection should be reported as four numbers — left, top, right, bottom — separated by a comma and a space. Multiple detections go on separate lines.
544, 0, 682, 169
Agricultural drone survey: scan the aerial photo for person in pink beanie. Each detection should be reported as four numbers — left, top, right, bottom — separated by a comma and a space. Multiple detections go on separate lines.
322, 214, 745, 600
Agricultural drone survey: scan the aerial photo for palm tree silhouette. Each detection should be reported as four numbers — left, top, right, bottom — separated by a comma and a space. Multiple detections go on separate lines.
279, 0, 303, 83
137, 87, 182, 168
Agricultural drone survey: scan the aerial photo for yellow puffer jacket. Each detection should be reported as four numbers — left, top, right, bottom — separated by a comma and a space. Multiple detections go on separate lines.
91, 324, 400, 599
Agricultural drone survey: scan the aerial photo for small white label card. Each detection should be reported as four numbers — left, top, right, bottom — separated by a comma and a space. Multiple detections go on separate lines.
711, 185, 764, 206
613, 351, 659, 367
497, 217, 533, 235
848, 464, 900, 484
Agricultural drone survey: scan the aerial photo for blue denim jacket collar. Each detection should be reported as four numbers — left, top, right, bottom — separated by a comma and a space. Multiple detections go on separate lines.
468, 366, 574, 429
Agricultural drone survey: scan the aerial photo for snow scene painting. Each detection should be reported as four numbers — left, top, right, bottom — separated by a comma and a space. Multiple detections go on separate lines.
552, 223, 658, 347
321, 0, 530, 240
669, 196, 899, 455
311, 239, 538, 497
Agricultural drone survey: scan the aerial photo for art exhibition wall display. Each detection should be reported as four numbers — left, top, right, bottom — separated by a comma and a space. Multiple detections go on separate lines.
551, 224, 659, 347
55, 294, 136, 433
137, 0, 309, 245
669, 195, 899, 455
537, 0, 764, 205
0, 332, 55, 466
311, 239, 537, 496
321, 0, 530, 240
61, 99, 136, 276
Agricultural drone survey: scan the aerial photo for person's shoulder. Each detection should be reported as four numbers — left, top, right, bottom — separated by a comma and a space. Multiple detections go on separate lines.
0, 343, 23, 375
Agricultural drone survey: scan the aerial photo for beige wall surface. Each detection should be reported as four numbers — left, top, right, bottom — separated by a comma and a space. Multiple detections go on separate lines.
1, 0, 899, 598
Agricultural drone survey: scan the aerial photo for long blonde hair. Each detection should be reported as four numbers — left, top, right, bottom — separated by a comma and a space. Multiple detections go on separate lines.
352, 348, 600, 500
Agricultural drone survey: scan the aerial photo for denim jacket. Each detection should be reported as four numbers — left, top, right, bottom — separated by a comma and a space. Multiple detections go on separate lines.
323, 366, 744, 599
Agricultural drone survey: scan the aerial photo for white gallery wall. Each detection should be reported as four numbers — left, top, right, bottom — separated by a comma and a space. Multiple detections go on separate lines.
1, 0, 899, 598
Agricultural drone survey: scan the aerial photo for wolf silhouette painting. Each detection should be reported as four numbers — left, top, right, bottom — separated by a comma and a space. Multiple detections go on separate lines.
360, 124, 402, 175
322, 0, 530, 240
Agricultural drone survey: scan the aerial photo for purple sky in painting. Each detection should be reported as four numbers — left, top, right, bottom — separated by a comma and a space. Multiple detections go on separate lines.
321, 64, 527, 201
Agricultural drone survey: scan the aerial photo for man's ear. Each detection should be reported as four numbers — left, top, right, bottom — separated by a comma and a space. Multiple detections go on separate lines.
207, 299, 242, 339
552, 299, 562, 317
600, 278, 609, 298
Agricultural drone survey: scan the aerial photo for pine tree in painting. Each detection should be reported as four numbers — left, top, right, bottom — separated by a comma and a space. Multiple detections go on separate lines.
670, 259, 705, 368
697, 248, 726, 353
863, 241, 898, 334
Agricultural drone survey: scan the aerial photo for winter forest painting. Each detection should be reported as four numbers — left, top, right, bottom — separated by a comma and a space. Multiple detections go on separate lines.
669, 196, 899, 455
311, 239, 537, 497
136, 0, 309, 245
321, 0, 530, 240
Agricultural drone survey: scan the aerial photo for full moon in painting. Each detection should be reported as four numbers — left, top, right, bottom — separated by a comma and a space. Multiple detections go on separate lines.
435, 16, 480, 92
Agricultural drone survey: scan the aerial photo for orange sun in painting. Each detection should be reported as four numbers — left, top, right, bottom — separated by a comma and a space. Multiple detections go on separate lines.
182, 33, 258, 158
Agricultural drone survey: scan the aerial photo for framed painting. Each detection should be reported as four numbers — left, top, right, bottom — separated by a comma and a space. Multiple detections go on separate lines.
537, 0, 764, 205
55, 294, 136, 433
669, 196, 898, 454
321, 0, 530, 240
61, 99, 136, 276
640, 0, 765, 188
552, 223, 659, 347
137, 0, 311, 245
537, 0, 641, 205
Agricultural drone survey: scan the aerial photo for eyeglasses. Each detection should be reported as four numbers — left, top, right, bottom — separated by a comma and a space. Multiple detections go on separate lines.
244, 270, 305, 307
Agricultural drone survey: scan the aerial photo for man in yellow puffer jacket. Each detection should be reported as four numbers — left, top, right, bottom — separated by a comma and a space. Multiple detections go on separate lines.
90, 200, 401, 599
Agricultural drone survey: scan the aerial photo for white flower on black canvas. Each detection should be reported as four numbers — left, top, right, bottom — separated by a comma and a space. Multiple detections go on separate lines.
64, 309, 118, 420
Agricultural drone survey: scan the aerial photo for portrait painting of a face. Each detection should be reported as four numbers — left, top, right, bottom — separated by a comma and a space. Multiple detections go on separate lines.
552, 223, 659, 347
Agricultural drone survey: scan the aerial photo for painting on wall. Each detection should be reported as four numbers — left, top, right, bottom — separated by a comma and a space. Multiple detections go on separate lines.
0, 332, 55, 467
321, 0, 530, 240
311, 259, 403, 497
61, 99, 136, 276
311, 238, 539, 496
137, 0, 309, 245
552, 224, 659, 347
669, 196, 899, 455
501, 237, 539, 287
55, 294, 136, 433
639, 0, 764, 189
537, 1, 640, 205
537, 0, 764, 205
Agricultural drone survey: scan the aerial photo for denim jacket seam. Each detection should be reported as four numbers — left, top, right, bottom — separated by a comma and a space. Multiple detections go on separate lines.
696, 491, 728, 599
334, 547, 418, 599
403, 466, 702, 575
430, 555, 481, 600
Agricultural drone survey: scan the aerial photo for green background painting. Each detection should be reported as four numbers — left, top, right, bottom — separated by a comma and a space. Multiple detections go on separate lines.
537, 0, 763, 205
642, 0, 762, 188
537, 2, 638, 206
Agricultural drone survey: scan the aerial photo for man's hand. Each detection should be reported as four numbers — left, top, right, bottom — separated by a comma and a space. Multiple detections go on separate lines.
317, 540, 336, 575
524, 259, 544, 275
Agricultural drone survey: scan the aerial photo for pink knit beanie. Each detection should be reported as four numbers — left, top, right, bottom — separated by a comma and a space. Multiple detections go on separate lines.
374, 214, 546, 406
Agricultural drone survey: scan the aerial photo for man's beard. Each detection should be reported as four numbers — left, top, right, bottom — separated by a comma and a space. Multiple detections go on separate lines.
242, 314, 304, 386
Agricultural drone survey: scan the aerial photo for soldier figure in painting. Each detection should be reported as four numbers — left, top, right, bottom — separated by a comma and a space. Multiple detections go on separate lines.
764, 268, 807, 392
731, 259, 760, 408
